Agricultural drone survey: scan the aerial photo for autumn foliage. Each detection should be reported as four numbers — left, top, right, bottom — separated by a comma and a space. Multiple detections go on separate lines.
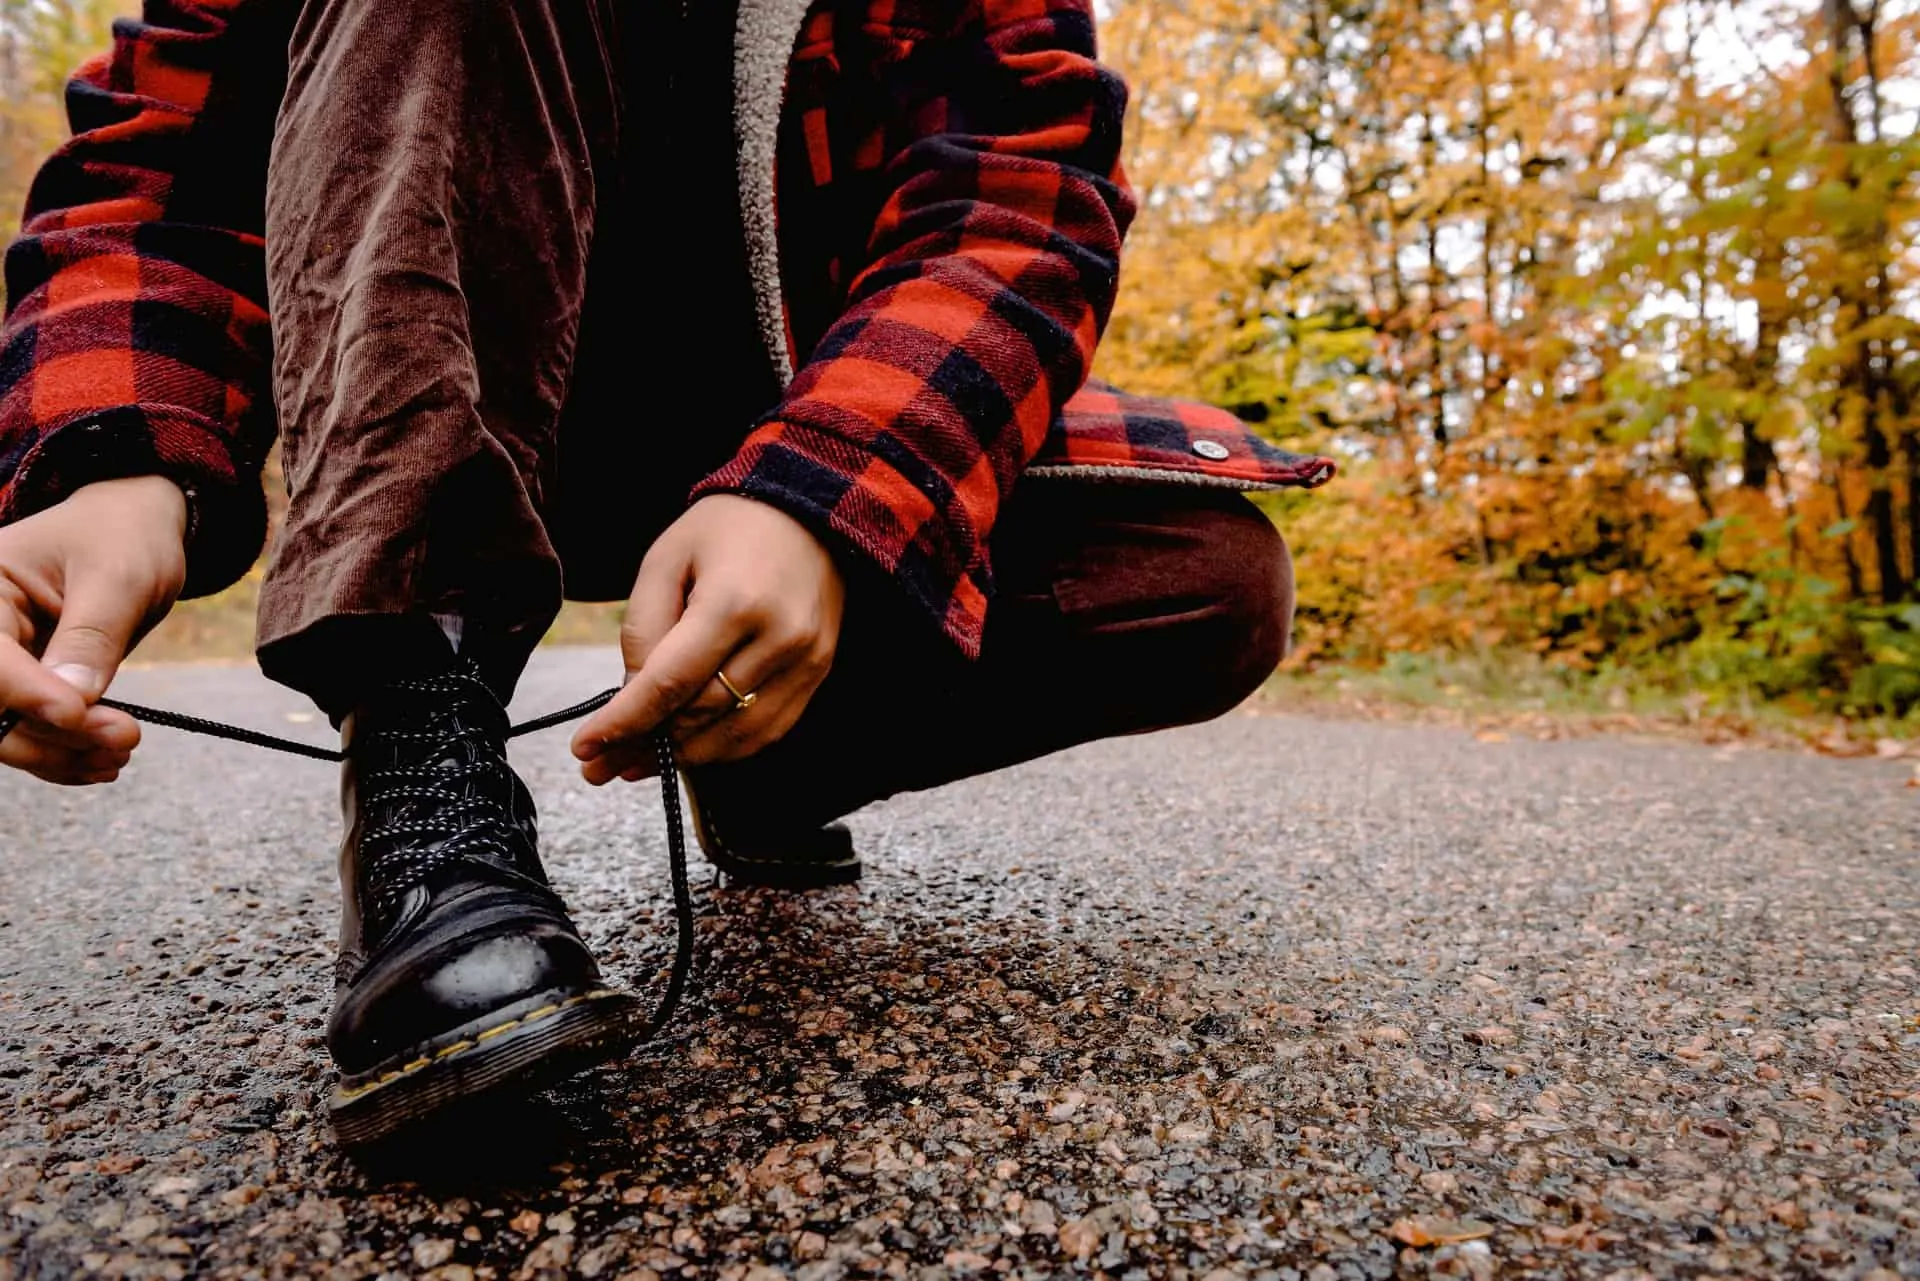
3, 0, 1919, 720
0, 0, 120, 230
1099, 0, 1920, 720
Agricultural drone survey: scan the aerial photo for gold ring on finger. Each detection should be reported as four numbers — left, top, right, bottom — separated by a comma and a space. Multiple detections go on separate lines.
715, 669, 758, 713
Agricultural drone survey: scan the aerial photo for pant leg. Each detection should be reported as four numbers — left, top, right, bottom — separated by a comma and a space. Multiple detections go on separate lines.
546, 0, 785, 603
256, 0, 619, 713
687, 483, 1295, 830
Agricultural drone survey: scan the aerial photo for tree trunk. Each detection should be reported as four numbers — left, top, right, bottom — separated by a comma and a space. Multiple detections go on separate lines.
1832, 466, 1866, 599
1904, 430, 1920, 597
1823, 0, 1909, 600
1739, 212, 1783, 490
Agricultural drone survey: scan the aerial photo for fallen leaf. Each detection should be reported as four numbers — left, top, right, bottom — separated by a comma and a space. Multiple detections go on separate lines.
412, 1239, 455, 1269
1057, 1217, 1101, 1260
523, 1235, 573, 1270
1474, 730, 1508, 743
1813, 729, 1872, 757
1388, 1215, 1496, 1247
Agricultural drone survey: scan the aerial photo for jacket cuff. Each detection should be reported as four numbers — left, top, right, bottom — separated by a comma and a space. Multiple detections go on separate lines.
0, 405, 266, 599
690, 421, 990, 659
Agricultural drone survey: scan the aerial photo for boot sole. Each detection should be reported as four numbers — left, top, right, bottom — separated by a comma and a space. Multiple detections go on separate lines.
327, 987, 641, 1148
683, 782, 863, 889
704, 845, 864, 889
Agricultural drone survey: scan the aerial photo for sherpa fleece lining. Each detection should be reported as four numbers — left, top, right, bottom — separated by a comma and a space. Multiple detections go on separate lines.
733, 0, 817, 388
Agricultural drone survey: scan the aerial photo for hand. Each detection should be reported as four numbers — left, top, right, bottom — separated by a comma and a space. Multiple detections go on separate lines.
0, 476, 188, 785
570, 494, 844, 784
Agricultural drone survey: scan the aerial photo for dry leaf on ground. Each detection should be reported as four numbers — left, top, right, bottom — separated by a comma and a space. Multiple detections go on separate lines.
1387, 1216, 1496, 1247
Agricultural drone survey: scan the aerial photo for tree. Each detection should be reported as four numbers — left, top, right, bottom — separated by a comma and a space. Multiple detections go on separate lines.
1099, 0, 1920, 714
0, 0, 128, 257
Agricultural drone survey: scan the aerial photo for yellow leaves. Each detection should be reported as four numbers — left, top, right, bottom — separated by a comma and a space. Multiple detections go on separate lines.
1100, 0, 1917, 711
0, 0, 133, 249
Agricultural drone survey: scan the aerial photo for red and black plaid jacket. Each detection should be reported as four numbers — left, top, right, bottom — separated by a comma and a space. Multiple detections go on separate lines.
0, 0, 1331, 655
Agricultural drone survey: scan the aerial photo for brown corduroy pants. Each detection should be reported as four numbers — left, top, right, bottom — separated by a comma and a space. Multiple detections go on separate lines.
255, 0, 1294, 825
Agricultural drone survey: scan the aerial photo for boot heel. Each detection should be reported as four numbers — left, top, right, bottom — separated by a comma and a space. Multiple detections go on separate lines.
682, 777, 863, 888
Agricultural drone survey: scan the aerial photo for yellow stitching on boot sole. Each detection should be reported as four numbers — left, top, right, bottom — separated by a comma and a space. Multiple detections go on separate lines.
331, 991, 621, 1105
477, 1003, 557, 1042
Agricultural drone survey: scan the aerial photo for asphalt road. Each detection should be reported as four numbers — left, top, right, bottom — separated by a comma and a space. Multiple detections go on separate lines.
2, 648, 1916, 1281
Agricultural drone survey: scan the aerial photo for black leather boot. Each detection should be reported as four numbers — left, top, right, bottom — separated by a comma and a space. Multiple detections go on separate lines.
325, 660, 638, 1146
682, 776, 863, 889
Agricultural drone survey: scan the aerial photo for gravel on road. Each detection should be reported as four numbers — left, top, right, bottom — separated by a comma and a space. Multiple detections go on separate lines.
1, 647, 1916, 1281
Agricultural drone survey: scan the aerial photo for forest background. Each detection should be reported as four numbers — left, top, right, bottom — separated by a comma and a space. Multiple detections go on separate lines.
3, 0, 1919, 736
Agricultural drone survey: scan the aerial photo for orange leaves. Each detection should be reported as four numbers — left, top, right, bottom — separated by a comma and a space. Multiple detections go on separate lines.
1094, 0, 1920, 726
1386, 1215, 1497, 1247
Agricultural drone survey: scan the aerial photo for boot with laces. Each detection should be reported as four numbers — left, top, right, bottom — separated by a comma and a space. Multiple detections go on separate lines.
325, 659, 639, 1146
683, 779, 863, 889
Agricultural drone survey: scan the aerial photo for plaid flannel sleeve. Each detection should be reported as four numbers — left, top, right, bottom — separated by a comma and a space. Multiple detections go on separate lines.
0, 0, 284, 597
691, 0, 1135, 657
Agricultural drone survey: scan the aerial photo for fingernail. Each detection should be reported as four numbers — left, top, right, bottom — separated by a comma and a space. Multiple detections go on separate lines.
48, 664, 103, 697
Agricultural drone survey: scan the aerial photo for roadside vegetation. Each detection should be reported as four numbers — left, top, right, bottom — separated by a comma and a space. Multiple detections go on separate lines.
1100, 0, 1920, 734
8, 0, 1920, 740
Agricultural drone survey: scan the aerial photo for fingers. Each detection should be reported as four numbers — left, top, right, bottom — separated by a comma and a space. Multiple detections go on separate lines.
577, 600, 834, 784
0, 587, 141, 768
0, 713, 132, 785
585, 644, 832, 786
570, 543, 692, 763
0, 480, 186, 779
578, 644, 766, 786
4, 567, 150, 757
0, 598, 88, 733
571, 492, 845, 780
675, 657, 822, 766
40, 563, 149, 703
672, 605, 836, 767
617, 543, 690, 679
10, 704, 140, 754
585, 674, 793, 786
573, 590, 746, 764
658, 632, 793, 739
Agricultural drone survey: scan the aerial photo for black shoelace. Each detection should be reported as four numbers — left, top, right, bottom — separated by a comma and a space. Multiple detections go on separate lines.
0, 692, 694, 1044
355, 667, 553, 923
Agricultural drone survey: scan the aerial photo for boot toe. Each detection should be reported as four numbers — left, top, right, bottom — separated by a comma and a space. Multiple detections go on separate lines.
420, 933, 576, 1012
329, 921, 603, 1075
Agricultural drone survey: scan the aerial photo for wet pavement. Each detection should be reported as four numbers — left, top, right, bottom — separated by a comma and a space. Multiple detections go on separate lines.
2, 647, 1916, 1280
